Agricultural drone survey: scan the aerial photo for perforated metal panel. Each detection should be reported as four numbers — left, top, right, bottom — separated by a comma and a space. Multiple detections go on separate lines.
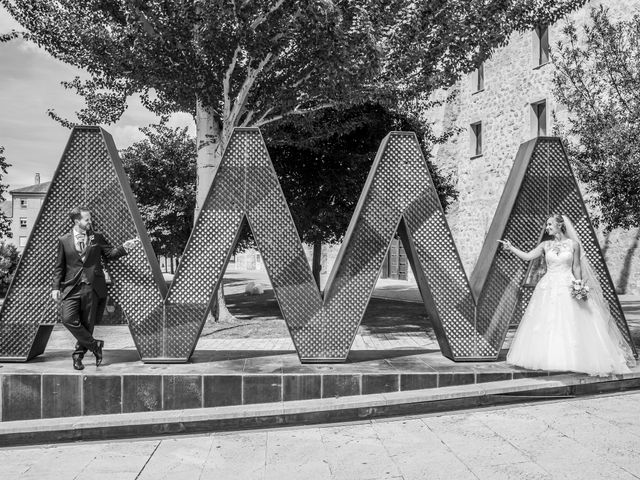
2, 129, 632, 364
322, 133, 482, 359
474, 137, 636, 358
0, 127, 166, 361
165, 130, 487, 362
165, 129, 323, 360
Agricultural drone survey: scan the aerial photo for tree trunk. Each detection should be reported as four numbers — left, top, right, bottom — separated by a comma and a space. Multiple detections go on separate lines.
312, 240, 323, 289
195, 98, 223, 214
195, 98, 236, 323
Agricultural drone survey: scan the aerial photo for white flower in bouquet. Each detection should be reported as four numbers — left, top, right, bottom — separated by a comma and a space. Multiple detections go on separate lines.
570, 279, 589, 301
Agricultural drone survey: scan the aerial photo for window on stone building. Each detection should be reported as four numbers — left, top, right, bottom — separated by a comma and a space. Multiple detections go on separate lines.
471, 63, 484, 92
19, 217, 27, 228
534, 25, 549, 66
470, 122, 482, 157
20, 198, 28, 209
19, 236, 27, 247
531, 100, 547, 136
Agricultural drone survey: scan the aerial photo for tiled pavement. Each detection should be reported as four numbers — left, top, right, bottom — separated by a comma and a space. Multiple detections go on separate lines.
45, 326, 442, 352
2, 271, 638, 421
1, 280, 639, 477
0, 283, 635, 423
2, 390, 640, 479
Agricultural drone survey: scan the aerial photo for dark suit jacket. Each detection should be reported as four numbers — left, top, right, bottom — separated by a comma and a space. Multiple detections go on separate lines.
52, 230, 127, 299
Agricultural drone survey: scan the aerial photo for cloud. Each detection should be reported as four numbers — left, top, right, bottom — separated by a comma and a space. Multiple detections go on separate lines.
108, 95, 195, 150
0, 9, 20, 31
0, 8, 195, 191
167, 112, 196, 136
0, 34, 86, 188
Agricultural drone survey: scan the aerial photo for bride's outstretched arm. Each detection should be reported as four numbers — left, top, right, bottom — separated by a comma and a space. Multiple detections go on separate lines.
500, 240, 544, 261
572, 242, 582, 280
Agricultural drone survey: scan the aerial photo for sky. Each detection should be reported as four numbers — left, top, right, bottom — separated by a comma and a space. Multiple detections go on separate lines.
0, 8, 193, 191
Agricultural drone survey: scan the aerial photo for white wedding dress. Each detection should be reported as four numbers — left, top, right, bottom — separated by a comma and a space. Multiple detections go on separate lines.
507, 238, 634, 376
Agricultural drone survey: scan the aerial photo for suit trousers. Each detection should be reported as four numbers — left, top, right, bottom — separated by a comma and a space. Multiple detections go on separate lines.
61, 283, 106, 357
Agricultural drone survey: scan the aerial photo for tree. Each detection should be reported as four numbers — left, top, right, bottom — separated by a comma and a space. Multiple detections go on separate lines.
2, 0, 586, 319
121, 124, 235, 321
0, 241, 19, 296
2, 0, 587, 214
264, 102, 457, 286
121, 103, 456, 294
553, 6, 640, 231
0, 146, 11, 239
121, 124, 196, 257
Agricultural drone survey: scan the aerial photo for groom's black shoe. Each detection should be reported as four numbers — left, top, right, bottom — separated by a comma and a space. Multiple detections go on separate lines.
93, 340, 104, 366
72, 353, 84, 371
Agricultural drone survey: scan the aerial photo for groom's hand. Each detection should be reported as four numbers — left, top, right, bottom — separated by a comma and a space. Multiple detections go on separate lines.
51, 290, 61, 302
123, 238, 141, 252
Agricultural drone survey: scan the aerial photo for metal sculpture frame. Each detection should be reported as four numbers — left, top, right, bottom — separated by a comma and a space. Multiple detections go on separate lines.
0, 127, 167, 361
164, 128, 485, 362
472, 137, 636, 356
0, 128, 635, 363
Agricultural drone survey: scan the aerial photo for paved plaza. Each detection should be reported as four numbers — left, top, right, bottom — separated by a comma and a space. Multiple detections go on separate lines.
40, 269, 640, 354
1, 390, 639, 479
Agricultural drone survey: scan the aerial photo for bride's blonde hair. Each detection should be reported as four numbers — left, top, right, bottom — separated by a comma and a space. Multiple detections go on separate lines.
550, 214, 567, 234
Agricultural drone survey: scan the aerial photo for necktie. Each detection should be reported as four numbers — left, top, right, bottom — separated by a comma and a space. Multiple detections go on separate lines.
76, 235, 85, 253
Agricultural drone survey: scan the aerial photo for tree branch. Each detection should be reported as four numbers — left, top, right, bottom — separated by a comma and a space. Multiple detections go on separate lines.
132, 7, 159, 38
240, 109, 255, 127
593, 18, 635, 116
254, 107, 274, 126
230, 0, 239, 23
557, 29, 604, 121
250, 0, 286, 30
253, 102, 336, 128
223, 45, 243, 121
292, 72, 312, 88
227, 51, 273, 125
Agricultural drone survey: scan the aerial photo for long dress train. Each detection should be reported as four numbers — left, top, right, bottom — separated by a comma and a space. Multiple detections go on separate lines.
507, 238, 633, 376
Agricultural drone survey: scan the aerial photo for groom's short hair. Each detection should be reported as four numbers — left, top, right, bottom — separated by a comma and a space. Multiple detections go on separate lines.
69, 206, 91, 223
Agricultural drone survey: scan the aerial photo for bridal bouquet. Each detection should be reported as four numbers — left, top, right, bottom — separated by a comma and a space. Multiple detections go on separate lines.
570, 279, 590, 301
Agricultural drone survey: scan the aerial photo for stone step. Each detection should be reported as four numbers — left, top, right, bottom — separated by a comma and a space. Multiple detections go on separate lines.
2, 370, 639, 447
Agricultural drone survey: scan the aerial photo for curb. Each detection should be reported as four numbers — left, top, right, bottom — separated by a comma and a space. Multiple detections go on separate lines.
1, 371, 640, 447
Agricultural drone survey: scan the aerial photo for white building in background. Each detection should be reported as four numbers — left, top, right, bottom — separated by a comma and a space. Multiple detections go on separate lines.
1, 174, 50, 252
429, 0, 640, 293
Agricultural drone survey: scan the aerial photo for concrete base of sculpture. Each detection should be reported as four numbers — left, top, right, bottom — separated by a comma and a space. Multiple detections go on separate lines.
0, 346, 545, 422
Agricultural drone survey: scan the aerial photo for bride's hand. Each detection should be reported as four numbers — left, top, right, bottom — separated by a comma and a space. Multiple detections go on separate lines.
498, 239, 513, 252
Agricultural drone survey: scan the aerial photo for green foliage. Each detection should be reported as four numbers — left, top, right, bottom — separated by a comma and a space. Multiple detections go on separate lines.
0, 241, 19, 296
264, 103, 457, 246
2, 0, 586, 129
121, 103, 456, 257
553, 6, 640, 231
0, 146, 11, 239
121, 124, 196, 256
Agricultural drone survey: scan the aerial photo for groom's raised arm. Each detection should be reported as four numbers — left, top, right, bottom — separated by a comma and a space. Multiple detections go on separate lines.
96, 232, 128, 261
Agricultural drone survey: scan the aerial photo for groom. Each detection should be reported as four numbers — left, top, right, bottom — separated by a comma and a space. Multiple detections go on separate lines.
51, 206, 139, 370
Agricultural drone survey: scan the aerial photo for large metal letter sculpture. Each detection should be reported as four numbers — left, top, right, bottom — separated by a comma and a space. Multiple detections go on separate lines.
0, 127, 167, 361
164, 129, 489, 362
471, 137, 636, 357
165, 131, 636, 362
1, 128, 634, 363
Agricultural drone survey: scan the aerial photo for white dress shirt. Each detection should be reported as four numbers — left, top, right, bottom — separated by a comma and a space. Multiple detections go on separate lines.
73, 228, 88, 253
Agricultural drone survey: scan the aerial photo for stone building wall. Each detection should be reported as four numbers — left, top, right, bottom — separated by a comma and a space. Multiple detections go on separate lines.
431, 0, 640, 294
9, 193, 45, 252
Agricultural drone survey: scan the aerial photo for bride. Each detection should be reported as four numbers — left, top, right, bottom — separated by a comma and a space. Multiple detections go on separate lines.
502, 214, 635, 376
